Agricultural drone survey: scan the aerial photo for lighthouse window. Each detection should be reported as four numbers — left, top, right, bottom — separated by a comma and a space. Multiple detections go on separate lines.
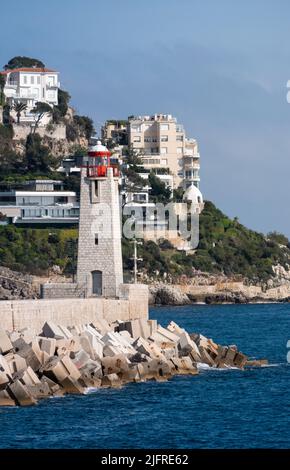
95, 234, 99, 245
94, 181, 99, 197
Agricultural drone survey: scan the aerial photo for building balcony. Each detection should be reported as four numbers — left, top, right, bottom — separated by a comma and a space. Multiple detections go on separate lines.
184, 151, 200, 158
46, 82, 60, 89
184, 163, 200, 170
184, 175, 200, 182
5, 82, 18, 88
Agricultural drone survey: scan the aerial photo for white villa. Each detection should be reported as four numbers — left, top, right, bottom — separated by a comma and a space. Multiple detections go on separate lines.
0, 67, 60, 125
0, 180, 79, 225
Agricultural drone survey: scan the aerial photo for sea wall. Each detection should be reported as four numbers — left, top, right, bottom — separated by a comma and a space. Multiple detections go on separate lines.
0, 284, 148, 334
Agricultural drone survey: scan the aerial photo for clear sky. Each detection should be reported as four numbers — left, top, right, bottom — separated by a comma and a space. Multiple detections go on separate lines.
1, 0, 290, 235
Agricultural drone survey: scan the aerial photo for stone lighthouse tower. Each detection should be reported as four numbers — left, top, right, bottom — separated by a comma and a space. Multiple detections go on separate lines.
77, 141, 123, 297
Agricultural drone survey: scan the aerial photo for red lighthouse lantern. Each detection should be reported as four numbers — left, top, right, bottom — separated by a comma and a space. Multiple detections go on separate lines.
85, 140, 119, 178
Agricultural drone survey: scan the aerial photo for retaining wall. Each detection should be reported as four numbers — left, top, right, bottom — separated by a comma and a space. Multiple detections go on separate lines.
0, 284, 148, 334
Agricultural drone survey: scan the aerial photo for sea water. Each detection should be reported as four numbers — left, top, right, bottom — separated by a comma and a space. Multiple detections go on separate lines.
0, 303, 290, 449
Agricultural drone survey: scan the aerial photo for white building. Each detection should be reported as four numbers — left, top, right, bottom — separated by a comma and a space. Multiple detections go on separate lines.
0, 67, 59, 125
0, 180, 79, 225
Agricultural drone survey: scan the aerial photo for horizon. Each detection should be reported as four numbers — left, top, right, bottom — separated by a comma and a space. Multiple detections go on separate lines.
1, 0, 290, 236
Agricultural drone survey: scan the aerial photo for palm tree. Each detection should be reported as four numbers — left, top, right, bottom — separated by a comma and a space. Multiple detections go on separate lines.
13, 101, 27, 124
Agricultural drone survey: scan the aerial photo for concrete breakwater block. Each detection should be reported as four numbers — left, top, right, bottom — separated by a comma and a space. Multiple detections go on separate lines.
0, 318, 266, 407
0, 328, 13, 355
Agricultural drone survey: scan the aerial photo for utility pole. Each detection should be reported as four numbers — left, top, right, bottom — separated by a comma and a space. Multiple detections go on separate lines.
130, 238, 143, 284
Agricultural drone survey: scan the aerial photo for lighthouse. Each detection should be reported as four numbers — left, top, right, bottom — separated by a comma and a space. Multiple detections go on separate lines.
76, 141, 123, 297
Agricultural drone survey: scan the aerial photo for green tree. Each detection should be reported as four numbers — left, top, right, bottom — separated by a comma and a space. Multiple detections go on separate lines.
148, 172, 172, 203
52, 89, 71, 122
13, 101, 27, 124
25, 133, 56, 173
73, 115, 95, 140
4, 56, 45, 70
31, 102, 52, 134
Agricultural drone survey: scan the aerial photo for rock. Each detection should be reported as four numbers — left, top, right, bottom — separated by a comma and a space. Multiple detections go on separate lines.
0, 370, 10, 390
40, 376, 64, 396
7, 380, 37, 406
27, 382, 52, 399
117, 320, 142, 339
41, 356, 70, 383
0, 354, 12, 377
71, 349, 91, 369
245, 359, 269, 367
42, 321, 67, 340
101, 373, 122, 387
133, 337, 165, 360
101, 354, 129, 376
150, 284, 191, 306
90, 319, 111, 335
60, 377, 86, 394
170, 357, 199, 375
178, 332, 201, 359
0, 327, 13, 354
12, 339, 42, 371
13, 366, 41, 387
5, 353, 27, 374
39, 338, 57, 356
198, 346, 216, 367
61, 355, 81, 381
81, 331, 103, 360
233, 351, 248, 368
18, 328, 35, 344
56, 336, 82, 356
0, 390, 16, 406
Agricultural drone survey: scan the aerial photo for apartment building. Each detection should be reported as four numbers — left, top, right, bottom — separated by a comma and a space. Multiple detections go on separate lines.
101, 120, 128, 145
183, 138, 201, 189
127, 114, 185, 187
0, 67, 59, 125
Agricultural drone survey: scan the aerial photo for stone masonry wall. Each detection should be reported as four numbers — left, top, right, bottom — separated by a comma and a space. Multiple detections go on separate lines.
77, 167, 123, 298
0, 284, 148, 334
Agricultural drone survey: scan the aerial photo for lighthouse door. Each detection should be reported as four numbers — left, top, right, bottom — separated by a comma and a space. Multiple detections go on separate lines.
92, 270, 102, 296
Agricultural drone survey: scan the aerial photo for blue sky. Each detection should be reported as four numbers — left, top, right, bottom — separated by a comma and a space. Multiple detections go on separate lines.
1, 0, 290, 235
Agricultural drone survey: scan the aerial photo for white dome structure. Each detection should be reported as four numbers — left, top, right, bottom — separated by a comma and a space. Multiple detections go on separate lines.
89, 140, 110, 154
183, 184, 203, 205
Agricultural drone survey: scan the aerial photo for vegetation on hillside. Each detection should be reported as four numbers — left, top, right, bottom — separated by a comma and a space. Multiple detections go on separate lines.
0, 201, 288, 283
0, 226, 78, 275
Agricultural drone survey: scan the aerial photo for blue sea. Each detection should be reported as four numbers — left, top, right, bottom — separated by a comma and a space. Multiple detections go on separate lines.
1, 303, 290, 449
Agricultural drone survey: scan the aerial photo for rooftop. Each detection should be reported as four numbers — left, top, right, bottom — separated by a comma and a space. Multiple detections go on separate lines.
0, 68, 57, 75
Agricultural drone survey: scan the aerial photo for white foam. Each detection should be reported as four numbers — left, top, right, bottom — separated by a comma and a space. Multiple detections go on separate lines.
84, 387, 99, 395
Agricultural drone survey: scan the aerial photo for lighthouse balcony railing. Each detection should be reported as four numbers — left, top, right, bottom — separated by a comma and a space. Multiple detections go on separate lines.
86, 166, 120, 178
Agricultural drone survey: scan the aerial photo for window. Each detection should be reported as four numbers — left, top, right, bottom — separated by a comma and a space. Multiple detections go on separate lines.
31, 76, 34, 84
144, 137, 152, 143
150, 147, 159, 154
152, 137, 158, 143
133, 136, 141, 143
161, 159, 168, 165
94, 181, 99, 197
131, 125, 141, 132
177, 147, 183, 154
37, 76, 40, 84
160, 147, 167, 154
160, 124, 169, 131
95, 234, 99, 245
176, 135, 183, 141
161, 135, 168, 142
23, 76, 27, 84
